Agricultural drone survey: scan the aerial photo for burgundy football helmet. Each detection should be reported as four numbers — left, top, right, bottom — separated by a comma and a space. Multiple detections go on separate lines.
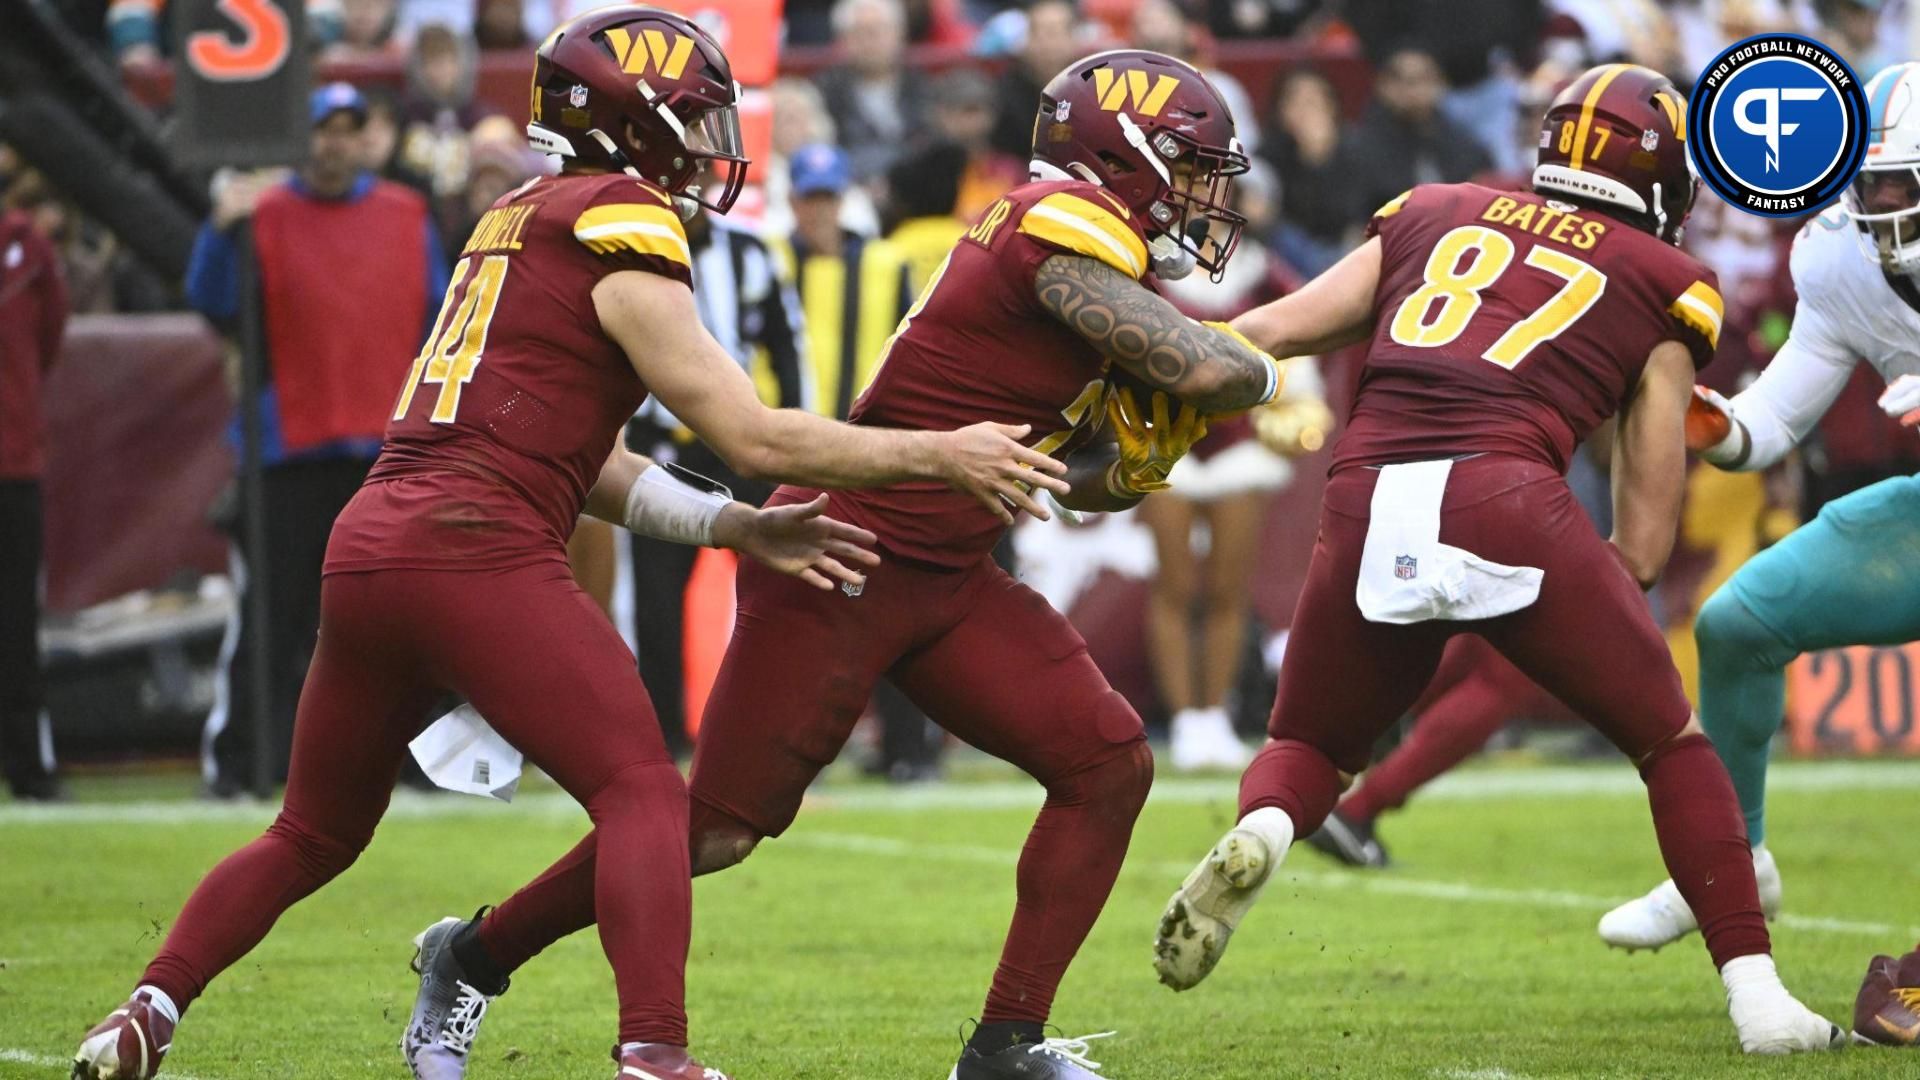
526, 6, 748, 213
1532, 63, 1695, 244
1032, 49, 1250, 278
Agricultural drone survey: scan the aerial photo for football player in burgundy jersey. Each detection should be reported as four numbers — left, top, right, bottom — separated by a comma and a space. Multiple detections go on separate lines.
72, 10, 1076, 1080
404, 51, 1288, 1080
1151, 64, 1844, 1054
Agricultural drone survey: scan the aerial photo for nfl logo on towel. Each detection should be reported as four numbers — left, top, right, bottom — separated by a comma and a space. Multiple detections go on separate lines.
1394, 554, 1418, 580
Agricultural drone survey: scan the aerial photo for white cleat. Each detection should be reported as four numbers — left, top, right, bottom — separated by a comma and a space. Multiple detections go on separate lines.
1153, 814, 1286, 990
1723, 954, 1846, 1054
1167, 709, 1251, 772
1598, 846, 1781, 952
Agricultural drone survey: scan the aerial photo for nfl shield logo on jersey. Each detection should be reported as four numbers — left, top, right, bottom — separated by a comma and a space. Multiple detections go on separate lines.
569, 83, 589, 107
1641, 127, 1660, 151
1394, 554, 1419, 581
842, 578, 864, 598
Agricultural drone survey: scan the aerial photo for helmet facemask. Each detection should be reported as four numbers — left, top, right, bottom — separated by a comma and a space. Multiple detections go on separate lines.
1844, 163, 1920, 275
1120, 114, 1249, 280
642, 83, 749, 215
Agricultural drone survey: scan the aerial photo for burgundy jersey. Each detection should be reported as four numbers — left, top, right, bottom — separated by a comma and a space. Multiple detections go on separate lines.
1333, 183, 1723, 474
826, 179, 1154, 568
324, 172, 693, 573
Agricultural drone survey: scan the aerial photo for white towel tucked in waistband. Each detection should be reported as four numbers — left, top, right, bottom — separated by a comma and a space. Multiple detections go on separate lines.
408, 703, 523, 802
1355, 459, 1544, 625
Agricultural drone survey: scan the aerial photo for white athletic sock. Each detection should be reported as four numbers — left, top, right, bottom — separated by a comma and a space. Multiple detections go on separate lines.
1236, 805, 1296, 858
1720, 953, 1785, 997
134, 985, 180, 1025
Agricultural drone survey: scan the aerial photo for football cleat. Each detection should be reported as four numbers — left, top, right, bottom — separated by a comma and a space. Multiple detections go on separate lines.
1598, 846, 1781, 952
403, 915, 507, 1080
949, 1032, 1114, 1079
1723, 955, 1845, 1054
614, 1042, 731, 1080
1153, 823, 1278, 991
1167, 709, 1250, 772
72, 990, 175, 1080
1852, 946, 1920, 1047
1303, 808, 1389, 869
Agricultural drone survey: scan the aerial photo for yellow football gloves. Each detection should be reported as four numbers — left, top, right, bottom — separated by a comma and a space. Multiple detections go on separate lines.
1105, 385, 1208, 500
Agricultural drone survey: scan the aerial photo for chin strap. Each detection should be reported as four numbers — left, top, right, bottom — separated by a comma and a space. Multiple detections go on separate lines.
1149, 234, 1196, 280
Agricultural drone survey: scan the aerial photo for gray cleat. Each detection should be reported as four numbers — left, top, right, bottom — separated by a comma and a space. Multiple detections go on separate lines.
401, 915, 506, 1080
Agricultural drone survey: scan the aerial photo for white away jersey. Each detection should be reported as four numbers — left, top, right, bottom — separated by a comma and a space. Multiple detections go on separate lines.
1787, 210, 1920, 383
1720, 210, 1920, 468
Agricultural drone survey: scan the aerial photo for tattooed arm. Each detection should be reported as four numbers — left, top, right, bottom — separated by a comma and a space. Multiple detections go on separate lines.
1230, 237, 1383, 358
1034, 254, 1280, 412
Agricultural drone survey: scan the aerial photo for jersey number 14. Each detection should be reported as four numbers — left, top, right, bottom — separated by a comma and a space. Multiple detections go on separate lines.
393, 254, 510, 424
1389, 225, 1607, 369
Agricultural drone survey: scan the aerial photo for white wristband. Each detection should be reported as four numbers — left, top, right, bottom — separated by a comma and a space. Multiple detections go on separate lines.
622, 464, 733, 547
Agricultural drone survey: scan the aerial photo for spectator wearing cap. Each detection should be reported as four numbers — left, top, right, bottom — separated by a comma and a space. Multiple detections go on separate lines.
774, 144, 942, 781
184, 83, 448, 795
778, 145, 912, 422
0, 204, 69, 801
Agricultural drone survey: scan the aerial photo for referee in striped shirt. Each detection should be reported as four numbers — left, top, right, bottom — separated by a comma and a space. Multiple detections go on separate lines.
626, 209, 810, 754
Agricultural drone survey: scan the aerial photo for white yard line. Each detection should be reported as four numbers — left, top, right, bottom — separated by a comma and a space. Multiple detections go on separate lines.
1434, 1069, 1533, 1080
779, 830, 1920, 941
5, 759, 1919, 826
1, 1047, 207, 1080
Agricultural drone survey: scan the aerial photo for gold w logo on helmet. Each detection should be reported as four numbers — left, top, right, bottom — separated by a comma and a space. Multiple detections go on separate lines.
1091, 68, 1180, 117
603, 26, 695, 79
1652, 89, 1686, 140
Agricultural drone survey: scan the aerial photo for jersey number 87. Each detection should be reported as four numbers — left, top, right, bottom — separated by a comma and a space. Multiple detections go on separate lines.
1389, 225, 1608, 370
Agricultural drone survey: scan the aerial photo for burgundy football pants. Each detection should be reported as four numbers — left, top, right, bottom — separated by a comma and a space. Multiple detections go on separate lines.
1240, 454, 1771, 969
479, 503, 1152, 1028
140, 561, 693, 1045
1341, 635, 1547, 822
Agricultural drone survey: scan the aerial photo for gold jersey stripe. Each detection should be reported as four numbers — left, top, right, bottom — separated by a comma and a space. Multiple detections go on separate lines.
1571, 64, 1632, 171
1669, 280, 1724, 349
1374, 189, 1413, 220
1018, 193, 1148, 278
574, 204, 692, 267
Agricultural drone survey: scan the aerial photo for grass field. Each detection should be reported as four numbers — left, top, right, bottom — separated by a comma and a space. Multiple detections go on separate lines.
3, 758, 1918, 1079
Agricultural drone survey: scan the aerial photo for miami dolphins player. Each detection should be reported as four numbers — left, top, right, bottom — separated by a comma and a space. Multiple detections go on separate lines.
1600, 63, 1920, 963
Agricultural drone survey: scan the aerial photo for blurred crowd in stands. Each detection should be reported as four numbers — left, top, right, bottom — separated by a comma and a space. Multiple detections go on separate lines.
6, 0, 1920, 798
